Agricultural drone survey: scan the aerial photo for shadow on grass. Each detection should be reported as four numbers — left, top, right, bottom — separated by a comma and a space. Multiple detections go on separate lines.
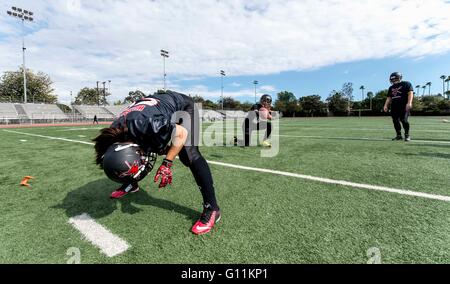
52, 178, 199, 221
396, 152, 450, 160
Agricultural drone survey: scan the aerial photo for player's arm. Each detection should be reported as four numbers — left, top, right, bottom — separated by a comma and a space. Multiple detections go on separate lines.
406, 91, 413, 112
383, 97, 392, 112
154, 124, 188, 188
166, 124, 188, 161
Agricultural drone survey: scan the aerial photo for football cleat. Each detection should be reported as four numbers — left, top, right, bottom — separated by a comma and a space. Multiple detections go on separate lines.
392, 135, 403, 141
191, 204, 221, 235
110, 183, 140, 199
261, 140, 272, 147
405, 135, 411, 142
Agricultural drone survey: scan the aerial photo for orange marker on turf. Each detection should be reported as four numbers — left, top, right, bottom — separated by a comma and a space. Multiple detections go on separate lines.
20, 176, 34, 188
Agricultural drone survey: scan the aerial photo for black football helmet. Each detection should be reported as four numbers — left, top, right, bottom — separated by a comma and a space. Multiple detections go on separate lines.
389, 72, 402, 84
102, 142, 157, 184
260, 94, 272, 105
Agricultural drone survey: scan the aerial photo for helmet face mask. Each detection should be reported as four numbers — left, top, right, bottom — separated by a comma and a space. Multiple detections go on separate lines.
102, 142, 157, 184
390, 72, 402, 85
260, 94, 272, 107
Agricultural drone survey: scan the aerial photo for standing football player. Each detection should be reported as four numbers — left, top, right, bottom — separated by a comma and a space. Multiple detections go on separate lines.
383, 72, 414, 142
93, 90, 220, 235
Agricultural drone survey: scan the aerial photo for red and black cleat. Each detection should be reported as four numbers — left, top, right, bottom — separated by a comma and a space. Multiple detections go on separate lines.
191, 204, 221, 235
110, 183, 140, 199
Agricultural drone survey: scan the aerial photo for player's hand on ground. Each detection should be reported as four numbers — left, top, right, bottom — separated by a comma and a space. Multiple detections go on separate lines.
154, 159, 173, 188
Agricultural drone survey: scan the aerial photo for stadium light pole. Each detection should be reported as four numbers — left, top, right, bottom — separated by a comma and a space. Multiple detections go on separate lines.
96, 81, 100, 106
253, 80, 258, 104
102, 81, 106, 105
7, 7, 34, 104
220, 70, 225, 110
422, 85, 426, 97
160, 50, 169, 91
70, 91, 74, 123
108, 80, 111, 96
415, 85, 421, 97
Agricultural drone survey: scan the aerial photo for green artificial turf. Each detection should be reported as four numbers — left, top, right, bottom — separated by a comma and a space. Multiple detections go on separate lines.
0, 116, 449, 263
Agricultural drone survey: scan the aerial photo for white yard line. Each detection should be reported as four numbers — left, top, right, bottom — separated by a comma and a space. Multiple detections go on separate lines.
57, 127, 103, 131
4, 129, 450, 203
68, 213, 129, 257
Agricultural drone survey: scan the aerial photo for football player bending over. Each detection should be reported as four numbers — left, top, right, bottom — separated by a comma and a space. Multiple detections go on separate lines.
93, 90, 220, 235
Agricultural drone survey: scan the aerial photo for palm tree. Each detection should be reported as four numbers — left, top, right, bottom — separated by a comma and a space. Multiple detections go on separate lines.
359, 85, 365, 102
426, 82, 432, 96
422, 85, 427, 96
441, 75, 446, 97
415, 85, 421, 95
445, 77, 450, 100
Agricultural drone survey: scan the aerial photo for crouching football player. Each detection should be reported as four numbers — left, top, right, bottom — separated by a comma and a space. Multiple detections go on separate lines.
93, 90, 220, 235
234, 94, 273, 147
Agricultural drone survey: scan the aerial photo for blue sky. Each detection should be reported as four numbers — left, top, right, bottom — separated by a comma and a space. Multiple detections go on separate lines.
1, 0, 450, 104
177, 53, 450, 103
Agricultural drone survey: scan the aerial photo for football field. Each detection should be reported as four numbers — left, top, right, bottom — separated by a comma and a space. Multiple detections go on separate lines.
1, 116, 449, 264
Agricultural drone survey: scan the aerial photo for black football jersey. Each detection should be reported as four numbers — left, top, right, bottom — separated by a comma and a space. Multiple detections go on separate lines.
388, 81, 414, 107
111, 90, 187, 153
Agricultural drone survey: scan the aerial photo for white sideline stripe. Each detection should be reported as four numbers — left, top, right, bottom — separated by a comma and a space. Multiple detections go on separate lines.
3, 130, 94, 145
68, 213, 129, 257
4, 129, 450, 202
207, 161, 450, 202
58, 127, 103, 131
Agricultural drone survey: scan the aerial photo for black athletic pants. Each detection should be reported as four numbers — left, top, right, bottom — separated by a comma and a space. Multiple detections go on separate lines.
391, 107, 410, 136
176, 95, 219, 210
243, 118, 272, 147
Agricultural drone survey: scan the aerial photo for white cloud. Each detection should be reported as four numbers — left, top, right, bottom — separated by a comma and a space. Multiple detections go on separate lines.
230, 82, 242, 87
259, 85, 276, 92
1, 0, 450, 103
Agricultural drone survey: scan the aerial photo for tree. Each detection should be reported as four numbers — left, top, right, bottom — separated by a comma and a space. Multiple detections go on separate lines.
298, 95, 326, 117
426, 82, 432, 96
240, 102, 254, 111
415, 85, 421, 96
123, 90, 145, 104
113, 100, 123, 106
441, 75, 446, 98
326, 91, 349, 116
0, 68, 56, 103
203, 100, 218, 110
191, 95, 205, 104
274, 91, 299, 116
422, 95, 444, 113
74, 87, 110, 105
218, 96, 241, 109
359, 85, 365, 101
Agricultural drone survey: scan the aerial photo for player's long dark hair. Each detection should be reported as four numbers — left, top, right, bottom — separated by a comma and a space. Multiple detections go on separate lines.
92, 127, 128, 167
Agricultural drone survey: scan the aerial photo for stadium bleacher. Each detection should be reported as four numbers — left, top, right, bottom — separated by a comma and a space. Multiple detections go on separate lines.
104, 105, 127, 118
74, 105, 115, 119
22, 103, 68, 119
0, 103, 19, 120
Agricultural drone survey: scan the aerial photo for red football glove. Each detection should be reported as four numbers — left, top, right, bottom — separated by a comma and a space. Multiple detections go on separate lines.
154, 159, 173, 188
